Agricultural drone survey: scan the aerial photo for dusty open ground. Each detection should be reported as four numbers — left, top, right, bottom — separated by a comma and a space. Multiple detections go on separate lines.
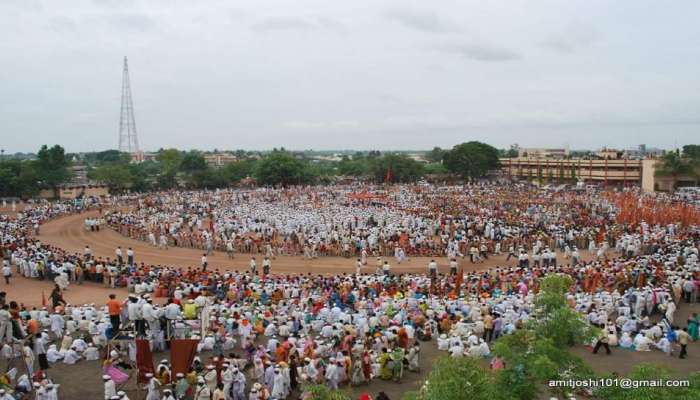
1, 210, 698, 399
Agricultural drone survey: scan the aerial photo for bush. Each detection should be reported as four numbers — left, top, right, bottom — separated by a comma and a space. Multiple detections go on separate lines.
301, 384, 352, 400
406, 357, 500, 400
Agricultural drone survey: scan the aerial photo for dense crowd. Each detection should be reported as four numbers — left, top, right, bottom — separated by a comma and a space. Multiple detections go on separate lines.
104, 186, 619, 262
0, 184, 699, 400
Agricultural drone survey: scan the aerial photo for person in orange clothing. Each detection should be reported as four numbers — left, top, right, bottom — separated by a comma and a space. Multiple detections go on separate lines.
397, 326, 409, 349
25, 316, 39, 335
107, 293, 122, 332
275, 342, 289, 363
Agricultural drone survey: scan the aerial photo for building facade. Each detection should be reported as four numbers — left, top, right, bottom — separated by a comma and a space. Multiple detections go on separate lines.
500, 158, 642, 186
502, 157, 698, 192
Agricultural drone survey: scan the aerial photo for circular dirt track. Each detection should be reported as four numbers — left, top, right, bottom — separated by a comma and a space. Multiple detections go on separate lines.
28, 210, 597, 309
37, 211, 531, 275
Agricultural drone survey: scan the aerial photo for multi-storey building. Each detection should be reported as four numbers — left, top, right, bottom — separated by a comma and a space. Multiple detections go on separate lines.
500, 157, 642, 186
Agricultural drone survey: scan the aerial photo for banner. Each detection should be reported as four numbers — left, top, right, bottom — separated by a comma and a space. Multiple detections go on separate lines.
170, 339, 199, 382
136, 339, 154, 384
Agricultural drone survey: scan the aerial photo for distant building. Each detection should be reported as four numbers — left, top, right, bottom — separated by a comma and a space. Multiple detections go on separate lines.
36, 163, 110, 199
205, 153, 238, 168
516, 147, 569, 159
596, 148, 625, 160
131, 151, 157, 163
407, 153, 428, 163
40, 184, 109, 200
312, 154, 344, 162
70, 164, 89, 184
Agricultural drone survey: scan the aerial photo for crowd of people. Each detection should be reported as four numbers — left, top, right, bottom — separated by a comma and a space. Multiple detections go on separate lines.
0, 184, 699, 400
103, 186, 620, 261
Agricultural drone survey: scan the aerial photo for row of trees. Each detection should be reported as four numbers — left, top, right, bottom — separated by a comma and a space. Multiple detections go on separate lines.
0, 142, 503, 196
0, 145, 71, 197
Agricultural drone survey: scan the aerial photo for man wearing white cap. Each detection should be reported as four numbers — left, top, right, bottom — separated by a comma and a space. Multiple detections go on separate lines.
247, 384, 259, 400
103, 375, 116, 400
161, 389, 176, 400
195, 376, 211, 400
33, 382, 46, 400
231, 366, 246, 400
145, 372, 160, 400
0, 389, 13, 400
271, 367, 287, 399
175, 372, 189, 398
221, 364, 234, 398
204, 364, 218, 393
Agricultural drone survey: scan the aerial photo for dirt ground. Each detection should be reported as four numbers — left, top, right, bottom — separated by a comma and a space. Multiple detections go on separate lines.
1, 210, 698, 399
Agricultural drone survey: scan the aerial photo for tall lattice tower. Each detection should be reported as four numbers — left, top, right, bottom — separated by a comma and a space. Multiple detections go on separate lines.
118, 56, 140, 153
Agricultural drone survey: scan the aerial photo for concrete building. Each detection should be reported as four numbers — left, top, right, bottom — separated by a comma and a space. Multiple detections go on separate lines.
503, 157, 698, 192
131, 151, 157, 163
501, 157, 642, 186
205, 153, 238, 168
641, 159, 698, 192
39, 184, 109, 200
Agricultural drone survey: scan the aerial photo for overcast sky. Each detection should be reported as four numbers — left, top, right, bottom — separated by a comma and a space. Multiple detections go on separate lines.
2, 0, 700, 153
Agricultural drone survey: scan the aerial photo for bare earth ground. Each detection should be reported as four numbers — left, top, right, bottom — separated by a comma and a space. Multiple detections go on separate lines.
0, 210, 697, 399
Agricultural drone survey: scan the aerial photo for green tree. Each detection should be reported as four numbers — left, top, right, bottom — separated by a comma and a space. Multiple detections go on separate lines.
0, 160, 40, 197
36, 144, 71, 188
655, 152, 694, 191
682, 144, 700, 161
406, 357, 501, 400
424, 163, 448, 175
90, 164, 134, 192
491, 275, 596, 399
254, 150, 314, 186
443, 141, 500, 181
503, 146, 519, 158
337, 155, 368, 177
180, 152, 207, 173
220, 159, 258, 183
93, 149, 129, 165
368, 154, 424, 183
155, 148, 183, 189
531, 275, 596, 347
179, 152, 210, 188
425, 147, 446, 163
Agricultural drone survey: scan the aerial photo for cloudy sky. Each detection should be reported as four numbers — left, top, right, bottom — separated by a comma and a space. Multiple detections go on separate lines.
2, 0, 700, 153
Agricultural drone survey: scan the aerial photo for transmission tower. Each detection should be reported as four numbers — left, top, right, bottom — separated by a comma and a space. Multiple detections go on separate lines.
118, 56, 140, 153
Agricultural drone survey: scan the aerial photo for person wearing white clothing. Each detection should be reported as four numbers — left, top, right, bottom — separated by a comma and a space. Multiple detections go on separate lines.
103, 375, 116, 400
